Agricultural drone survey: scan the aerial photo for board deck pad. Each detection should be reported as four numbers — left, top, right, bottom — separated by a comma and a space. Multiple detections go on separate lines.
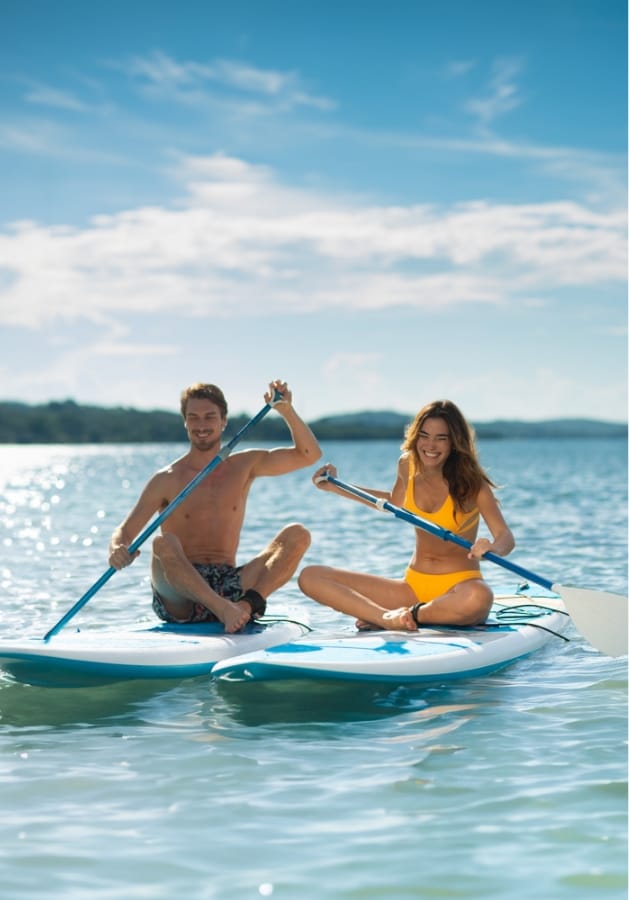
0, 612, 310, 687
212, 595, 570, 684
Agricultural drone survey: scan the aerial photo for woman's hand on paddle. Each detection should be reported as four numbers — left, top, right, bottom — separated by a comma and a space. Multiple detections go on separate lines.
467, 537, 493, 560
313, 463, 338, 490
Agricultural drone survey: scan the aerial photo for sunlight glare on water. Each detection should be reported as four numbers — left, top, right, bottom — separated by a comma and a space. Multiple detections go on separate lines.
0, 438, 626, 899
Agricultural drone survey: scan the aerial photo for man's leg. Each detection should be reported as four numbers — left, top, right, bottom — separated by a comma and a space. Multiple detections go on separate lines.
151, 534, 252, 633
240, 523, 311, 599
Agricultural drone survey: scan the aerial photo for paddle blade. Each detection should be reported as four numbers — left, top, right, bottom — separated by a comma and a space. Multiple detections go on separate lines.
555, 584, 628, 658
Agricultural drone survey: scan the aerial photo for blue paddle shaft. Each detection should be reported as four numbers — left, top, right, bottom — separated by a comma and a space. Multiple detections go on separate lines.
323, 474, 554, 593
43, 392, 282, 641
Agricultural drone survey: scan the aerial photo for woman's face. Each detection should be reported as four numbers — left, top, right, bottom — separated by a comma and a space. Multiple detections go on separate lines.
416, 416, 451, 470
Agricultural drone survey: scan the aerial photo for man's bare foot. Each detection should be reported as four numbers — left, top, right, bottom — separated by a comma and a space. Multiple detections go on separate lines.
382, 607, 418, 631
222, 599, 254, 633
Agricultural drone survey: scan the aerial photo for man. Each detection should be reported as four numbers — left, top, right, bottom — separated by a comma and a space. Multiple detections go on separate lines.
108, 380, 321, 633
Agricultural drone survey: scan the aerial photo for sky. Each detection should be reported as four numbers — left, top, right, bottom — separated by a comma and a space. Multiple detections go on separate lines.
0, 0, 626, 424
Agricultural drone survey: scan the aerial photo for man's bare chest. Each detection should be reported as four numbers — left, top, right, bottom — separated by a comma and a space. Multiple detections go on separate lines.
160, 466, 248, 517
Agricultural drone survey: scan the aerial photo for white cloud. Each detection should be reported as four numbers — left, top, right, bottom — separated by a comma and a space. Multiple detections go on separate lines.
0, 118, 128, 165
444, 366, 627, 424
444, 59, 477, 78
0, 121, 65, 154
24, 85, 89, 112
0, 154, 625, 330
323, 352, 383, 381
119, 50, 336, 112
465, 57, 524, 126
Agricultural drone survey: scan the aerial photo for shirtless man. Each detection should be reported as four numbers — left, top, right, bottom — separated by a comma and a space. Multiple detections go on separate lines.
108, 380, 321, 633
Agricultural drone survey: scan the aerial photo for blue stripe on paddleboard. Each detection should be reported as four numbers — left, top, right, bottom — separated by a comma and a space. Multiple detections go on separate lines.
215, 649, 540, 684
212, 599, 568, 684
261, 637, 478, 657
0, 619, 310, 687
258, 620, 531, 659
0, 654, 217, 687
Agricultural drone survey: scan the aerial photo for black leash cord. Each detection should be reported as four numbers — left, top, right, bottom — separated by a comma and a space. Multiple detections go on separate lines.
490, 603, 571, 643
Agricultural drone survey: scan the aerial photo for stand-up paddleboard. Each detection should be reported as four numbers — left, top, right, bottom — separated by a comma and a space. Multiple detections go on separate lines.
0, 613, 310, 687
212, 595, 571, 684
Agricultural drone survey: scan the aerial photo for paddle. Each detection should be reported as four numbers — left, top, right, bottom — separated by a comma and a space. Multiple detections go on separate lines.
43, 391, 283, 641
316, 473, 628, 658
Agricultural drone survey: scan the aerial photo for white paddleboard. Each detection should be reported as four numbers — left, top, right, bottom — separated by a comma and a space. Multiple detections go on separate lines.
0, 612, 310, 687
212, 595, 570, 684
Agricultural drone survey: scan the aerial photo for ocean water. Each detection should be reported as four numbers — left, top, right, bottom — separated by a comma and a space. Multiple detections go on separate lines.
0, 437, 626, 900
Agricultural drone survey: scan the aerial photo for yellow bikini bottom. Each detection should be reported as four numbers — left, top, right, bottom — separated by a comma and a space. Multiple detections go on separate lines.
404, 567, 483, 604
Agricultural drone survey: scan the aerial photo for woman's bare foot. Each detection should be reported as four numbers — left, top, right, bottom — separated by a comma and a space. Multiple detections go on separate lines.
355, 619, 381, 632
382, 607, 418, 631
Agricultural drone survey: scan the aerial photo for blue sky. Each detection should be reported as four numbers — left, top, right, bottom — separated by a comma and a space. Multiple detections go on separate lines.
0, 0, 626, 423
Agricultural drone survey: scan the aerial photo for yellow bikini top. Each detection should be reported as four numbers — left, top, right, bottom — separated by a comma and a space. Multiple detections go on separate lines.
404, 457, 479, 535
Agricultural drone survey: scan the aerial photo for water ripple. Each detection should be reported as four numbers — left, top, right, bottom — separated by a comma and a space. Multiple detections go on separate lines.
0, 440, 626, 899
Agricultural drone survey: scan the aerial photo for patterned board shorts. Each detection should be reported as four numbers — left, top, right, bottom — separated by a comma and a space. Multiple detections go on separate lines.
152, 562, 244, 624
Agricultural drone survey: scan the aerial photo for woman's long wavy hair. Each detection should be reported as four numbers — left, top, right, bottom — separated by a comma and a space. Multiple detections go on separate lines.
401, 400, 495, 513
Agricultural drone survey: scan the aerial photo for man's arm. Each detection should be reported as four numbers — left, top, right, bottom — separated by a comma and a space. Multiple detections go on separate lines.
252, 381, 322, 476
108, 475, 165, 569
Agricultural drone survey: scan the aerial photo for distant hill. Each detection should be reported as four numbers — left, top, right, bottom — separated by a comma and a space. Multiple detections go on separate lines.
309, 411, 412, 439
0, 400, 625, 443
309, 411, 627, 440
469, 418, 628, 439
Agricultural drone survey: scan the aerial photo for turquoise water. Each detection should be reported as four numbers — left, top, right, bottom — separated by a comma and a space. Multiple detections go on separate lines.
0, 438, 627, 899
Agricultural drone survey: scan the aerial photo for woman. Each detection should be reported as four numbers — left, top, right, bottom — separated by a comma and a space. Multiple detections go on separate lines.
298, 400, 515, 631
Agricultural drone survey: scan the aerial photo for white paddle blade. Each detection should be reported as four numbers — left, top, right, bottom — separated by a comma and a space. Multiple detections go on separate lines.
555, 585, 628, 658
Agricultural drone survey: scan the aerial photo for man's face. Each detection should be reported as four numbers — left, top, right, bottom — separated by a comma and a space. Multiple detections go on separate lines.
183, 398, 226, 451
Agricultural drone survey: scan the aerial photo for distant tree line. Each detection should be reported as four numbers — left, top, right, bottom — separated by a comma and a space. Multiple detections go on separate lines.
0, 400, 294, 443
0, 400, 625, 444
